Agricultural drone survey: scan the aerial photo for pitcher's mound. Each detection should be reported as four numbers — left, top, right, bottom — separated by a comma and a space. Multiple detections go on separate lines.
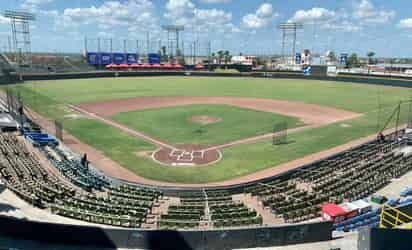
153, 144, 222, 167
189, 115, 222, 125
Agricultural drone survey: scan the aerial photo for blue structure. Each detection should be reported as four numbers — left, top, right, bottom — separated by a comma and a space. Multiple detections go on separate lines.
148, 53, 161, 64
86, 52, 99, 65
303, 66, 312, 76
112, 53, 125, 64
126, 53, 138, 64
335, 208, 381, 232
24, 132, 59, 147
340, 53, 348, 66
295, 53, 302, 65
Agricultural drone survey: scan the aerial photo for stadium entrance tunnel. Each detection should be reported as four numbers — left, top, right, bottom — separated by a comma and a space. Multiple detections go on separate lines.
152, 144, 222, 167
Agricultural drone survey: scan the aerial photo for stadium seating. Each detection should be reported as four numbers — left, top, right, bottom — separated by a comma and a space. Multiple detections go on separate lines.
335, 208, 381, 232
158, 190, 262, 229
2, 129, 412, 230
246, 136, 412, 223
40, 146, 109, 191
0, 133, 75, 208
0, 132, 163, 228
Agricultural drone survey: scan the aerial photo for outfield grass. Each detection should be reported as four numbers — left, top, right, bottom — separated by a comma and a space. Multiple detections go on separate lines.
112, 104, 303, 145
5, 77, 412, 183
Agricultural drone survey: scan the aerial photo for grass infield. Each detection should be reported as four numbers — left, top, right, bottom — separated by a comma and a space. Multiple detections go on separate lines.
112, 104, 303, 146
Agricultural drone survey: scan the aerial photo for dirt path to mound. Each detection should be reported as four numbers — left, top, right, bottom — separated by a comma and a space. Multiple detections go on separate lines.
77, 96, 360, 125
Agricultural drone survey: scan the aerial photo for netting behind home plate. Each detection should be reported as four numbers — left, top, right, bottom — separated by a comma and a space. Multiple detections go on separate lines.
272, 122, 288, 145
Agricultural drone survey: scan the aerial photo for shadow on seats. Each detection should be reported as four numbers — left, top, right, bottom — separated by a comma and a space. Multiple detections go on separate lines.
0, 202, 17, 213
146, 230, 193, 250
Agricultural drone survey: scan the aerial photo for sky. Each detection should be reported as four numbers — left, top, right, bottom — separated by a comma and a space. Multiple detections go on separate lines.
0, 0, 411, 57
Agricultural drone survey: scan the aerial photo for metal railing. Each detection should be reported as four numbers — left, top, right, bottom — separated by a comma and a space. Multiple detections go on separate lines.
380, 205, 412, 229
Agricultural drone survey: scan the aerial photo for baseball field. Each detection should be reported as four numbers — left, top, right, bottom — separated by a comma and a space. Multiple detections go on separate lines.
5, 77, 412, 184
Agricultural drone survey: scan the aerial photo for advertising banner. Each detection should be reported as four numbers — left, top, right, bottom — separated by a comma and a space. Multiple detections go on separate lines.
100, 53, 112, 65
113, 53, 125, 64
148, 53, 161, 64
126, 53, 138, 64
87, 52, 99, 65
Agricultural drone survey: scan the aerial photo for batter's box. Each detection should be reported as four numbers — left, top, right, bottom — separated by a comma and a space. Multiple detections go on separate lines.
178, 152, 193, 162
192, 151, 204, 158
169, 149, 184, 157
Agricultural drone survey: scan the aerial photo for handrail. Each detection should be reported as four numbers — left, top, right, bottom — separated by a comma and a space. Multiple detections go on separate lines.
380, 205, 412, 229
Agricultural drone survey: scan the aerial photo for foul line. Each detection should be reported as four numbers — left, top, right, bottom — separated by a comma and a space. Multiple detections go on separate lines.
69, 105, 178, 151
71, 104, 331, 152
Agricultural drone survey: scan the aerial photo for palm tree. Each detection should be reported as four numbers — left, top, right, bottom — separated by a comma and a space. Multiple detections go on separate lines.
217, 50, 224, 65
367, 52, 376, 65
211, 52, 216, 64
223, 50, 231, 65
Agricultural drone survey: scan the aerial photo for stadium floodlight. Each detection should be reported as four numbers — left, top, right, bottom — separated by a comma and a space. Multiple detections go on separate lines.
161, 25, 185, 31
162, 25, 185, 60
3, 10, 36, 21
3, 10, 36, 68
278, 22, 303, 64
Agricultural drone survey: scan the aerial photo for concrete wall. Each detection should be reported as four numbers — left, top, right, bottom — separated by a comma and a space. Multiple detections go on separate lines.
0, 215, 332, 250
359, 227, 412, 250
11, 70, 412, 89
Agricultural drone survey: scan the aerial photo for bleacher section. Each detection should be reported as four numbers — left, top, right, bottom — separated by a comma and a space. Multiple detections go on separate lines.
0, 133, 75, 208
335, 208, 381, 232
0, 132, 163, 228
41, 146, 109, 191
2, 129, 412, 230
245, 137, 412, 223
158, 190, 262, 229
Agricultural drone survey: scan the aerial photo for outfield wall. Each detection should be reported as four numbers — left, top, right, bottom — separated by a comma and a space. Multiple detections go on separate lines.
4, 70, 412, 89
0, 215, 332, 250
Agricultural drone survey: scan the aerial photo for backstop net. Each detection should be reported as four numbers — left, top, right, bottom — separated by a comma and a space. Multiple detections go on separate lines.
272, 122, 288, 145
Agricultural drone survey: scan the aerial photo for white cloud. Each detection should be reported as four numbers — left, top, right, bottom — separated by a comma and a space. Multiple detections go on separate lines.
289, 7, 336, 23
200, 0, 231, 3
165, 0, 238, 34
287, 7, 362, 32
324, 21, 361, 32
56, 0, 158, 33
165, 0, 195, 26
24, 0, 53, 4
0, 16, 10, 25
399, 18, 412, 29
353, 0, 395, 24
242, 3, 277, 29
21, 0, 54, 11
97, 31, 114, 38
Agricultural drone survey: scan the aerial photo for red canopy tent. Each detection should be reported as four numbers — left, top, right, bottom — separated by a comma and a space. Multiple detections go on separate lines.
152, 63, 161, 69
130, 63, 142, 70
174, 64, 184, 70
141, 63, 152, 70
118, 64, 130, 70
105, 63, 117, 70
195, 64, 205, 70
163, 63, 173, 70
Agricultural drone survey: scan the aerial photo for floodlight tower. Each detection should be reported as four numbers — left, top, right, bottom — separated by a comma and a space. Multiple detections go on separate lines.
162, 25, 184, 59
278, 22, 303, 64
3, 10, 36, 67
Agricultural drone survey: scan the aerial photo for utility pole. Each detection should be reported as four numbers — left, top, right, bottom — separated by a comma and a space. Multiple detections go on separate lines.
146, 31, 150, 54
